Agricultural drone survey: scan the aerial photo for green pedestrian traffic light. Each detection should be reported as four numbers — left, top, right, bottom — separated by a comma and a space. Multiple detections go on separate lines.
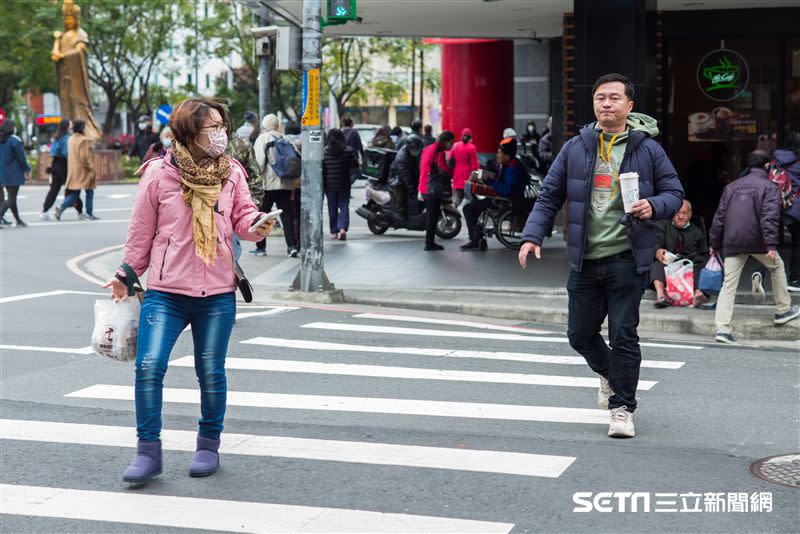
323, 0, 359, 27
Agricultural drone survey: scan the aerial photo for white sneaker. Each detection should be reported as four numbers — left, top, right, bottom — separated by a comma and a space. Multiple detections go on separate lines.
40, 212, 50, 221
77, 213, 86, 221
751, 272, 765, 303
598, 376, 614, 410
608, 406, 635, 438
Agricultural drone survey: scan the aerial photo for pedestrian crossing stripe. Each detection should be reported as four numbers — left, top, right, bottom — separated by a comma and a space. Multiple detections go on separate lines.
0, 484, 514, 533
170, 356, 658, 390
240, 337, 685, 369
352, 312, 552, 334
66, 385, 611, 425
0, 419, 575, 478
301, 322, 704, 350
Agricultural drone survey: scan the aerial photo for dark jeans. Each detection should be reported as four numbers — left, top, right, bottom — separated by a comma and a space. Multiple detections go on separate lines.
255, 189, 295, 252
462, 197, 494, 243
135, 290, 236, 441
0, 186, 21, 223
424, 196, 442, 246
291, 188, 301, 250
326, 190, 350, 233
787, 219, 800, 281
60, 189, 93, 216
567, 252, 648, 412
43, 157, 67, 212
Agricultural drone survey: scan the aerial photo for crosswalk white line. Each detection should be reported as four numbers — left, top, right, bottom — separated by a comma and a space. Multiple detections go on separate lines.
302, 322, 704, 350
353, 312, 551, 334
67, 385, 611, 425
0, 344, 94, 355
241, 337, 685, 369
0, 289, 106, 304
0, 419, 574, 478
171, 356, 658, 390
1, 484, 513, 533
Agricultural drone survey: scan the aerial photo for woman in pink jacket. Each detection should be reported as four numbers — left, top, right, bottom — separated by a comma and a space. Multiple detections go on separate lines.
102, 98, 274, 486
449, 128, 479, 208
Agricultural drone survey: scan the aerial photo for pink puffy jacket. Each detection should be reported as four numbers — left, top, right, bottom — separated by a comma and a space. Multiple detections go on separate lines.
121, 151, 265, 297
449, 140, 479, 190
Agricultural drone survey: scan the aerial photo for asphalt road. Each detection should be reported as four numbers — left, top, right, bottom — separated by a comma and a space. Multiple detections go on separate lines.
1, 185, 799, 533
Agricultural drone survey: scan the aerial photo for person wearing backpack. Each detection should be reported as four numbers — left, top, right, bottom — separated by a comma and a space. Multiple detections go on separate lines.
253, 114, 299, 257
773, 131, 800, 291
709, 150, 800, 344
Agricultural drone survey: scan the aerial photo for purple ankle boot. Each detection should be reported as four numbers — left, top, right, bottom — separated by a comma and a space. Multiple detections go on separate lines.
123, 439, 162, 485
189, 435, 220, 477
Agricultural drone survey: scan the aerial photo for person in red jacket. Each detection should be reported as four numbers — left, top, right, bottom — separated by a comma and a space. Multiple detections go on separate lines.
449, 128, 479, 208
418, 130, 455, 250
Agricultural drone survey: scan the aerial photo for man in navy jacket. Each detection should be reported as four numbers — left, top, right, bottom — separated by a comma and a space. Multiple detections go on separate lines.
518, 73, 684, 438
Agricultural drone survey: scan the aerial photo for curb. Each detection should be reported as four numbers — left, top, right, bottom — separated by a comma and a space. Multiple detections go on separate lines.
342, 291, 800, 342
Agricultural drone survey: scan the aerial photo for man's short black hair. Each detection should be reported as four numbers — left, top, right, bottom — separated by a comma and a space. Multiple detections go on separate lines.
592, 73, 635, 100
424, 124, 433, 134
746, 150, 770, 170
341, 116, 354, 128
411, 119, 422, 132
72, 120, 86, 134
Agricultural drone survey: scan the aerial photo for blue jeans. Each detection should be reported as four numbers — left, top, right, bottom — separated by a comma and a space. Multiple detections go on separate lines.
60, 189, 93, 216
135, 290, 236, 441
566, 251, 648, 412
326, 191, 350, 233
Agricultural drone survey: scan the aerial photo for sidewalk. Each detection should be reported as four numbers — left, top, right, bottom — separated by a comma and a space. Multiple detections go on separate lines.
238, 212, 799, 341
87, 191, 800, 342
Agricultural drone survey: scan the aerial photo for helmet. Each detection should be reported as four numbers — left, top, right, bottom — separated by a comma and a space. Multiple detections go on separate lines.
405, 134, 424, 155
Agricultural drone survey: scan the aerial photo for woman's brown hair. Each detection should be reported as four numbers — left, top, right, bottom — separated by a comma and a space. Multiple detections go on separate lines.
169, 97, 231, 147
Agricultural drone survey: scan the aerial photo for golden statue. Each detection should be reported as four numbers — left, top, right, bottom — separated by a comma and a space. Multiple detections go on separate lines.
51, 0, 102, 140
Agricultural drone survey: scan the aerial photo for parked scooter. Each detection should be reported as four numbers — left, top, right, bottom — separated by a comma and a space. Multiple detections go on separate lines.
356, 179, 462, 238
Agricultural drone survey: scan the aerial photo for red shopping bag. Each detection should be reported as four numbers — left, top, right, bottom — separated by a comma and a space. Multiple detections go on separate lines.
664, 259, 694, 307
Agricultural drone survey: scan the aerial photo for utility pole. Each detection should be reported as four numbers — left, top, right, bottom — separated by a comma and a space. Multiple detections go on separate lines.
257, 6, 271, 120
410, 40, 416, 120
292, 0, 335, 294
419, 47, 425, 123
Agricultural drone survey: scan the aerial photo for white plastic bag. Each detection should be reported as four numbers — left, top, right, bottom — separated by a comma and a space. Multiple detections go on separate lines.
92, 298, 140, 362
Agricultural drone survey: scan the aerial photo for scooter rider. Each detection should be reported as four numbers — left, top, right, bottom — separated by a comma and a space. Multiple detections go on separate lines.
388, 134, 424, 217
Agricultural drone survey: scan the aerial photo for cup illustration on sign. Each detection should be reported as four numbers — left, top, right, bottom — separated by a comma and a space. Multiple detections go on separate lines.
712, 106, 733, 136
703, 56, 740, 93
618, 172, 640, 213
689, 112, 714, 136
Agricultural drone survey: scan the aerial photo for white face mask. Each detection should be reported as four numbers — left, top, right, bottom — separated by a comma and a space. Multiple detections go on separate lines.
162, 138, 172, 148
138, 122, 148, 131
196, 129, 228, 158
528, 126, 535, 133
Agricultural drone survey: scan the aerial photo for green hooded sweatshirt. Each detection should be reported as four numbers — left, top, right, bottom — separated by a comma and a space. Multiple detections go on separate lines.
584, 113, 659, 260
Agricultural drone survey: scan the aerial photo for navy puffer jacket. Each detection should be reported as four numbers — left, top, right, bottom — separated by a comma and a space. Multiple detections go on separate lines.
520, 122, 684, 273
774, 149, 800, 222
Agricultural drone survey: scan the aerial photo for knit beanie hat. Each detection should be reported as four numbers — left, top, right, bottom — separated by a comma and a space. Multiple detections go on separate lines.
500, 137, 517, 159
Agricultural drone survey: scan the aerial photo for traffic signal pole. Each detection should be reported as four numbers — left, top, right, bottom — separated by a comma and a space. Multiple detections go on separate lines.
292, 0, 335, 294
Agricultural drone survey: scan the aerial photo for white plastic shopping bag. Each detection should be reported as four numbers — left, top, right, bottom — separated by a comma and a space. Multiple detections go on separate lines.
664, 259, 694, 307
91, 298, 140, 362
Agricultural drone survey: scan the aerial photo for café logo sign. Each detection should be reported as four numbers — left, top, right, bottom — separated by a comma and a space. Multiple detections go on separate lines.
697, 49, 749, 102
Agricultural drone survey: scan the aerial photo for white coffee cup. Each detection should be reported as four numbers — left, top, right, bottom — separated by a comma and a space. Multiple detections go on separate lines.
618, 172, 640, 213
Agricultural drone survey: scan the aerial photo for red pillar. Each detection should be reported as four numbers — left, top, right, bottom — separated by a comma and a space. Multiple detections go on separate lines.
439, 40, 514, 154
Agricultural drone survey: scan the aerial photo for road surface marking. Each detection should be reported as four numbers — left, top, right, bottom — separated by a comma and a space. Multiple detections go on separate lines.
0, 419, 574, 478
353, 312, 551, 334
0, 289, 106, 304
171, 356, 657, 390
20, 207, 132, 217
301, 322, 704, 350
0, 484, 513, 533
65, 244, 125, 286
0, 345, 93, 355
240, 337, 685, 369
26, 218, 130, 228
67, 385, 611, 425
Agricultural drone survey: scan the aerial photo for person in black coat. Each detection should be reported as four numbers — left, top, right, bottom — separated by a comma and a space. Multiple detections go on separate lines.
323, 128, 357, 240
388, 134, 424, 216
128, 115, 159, 162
